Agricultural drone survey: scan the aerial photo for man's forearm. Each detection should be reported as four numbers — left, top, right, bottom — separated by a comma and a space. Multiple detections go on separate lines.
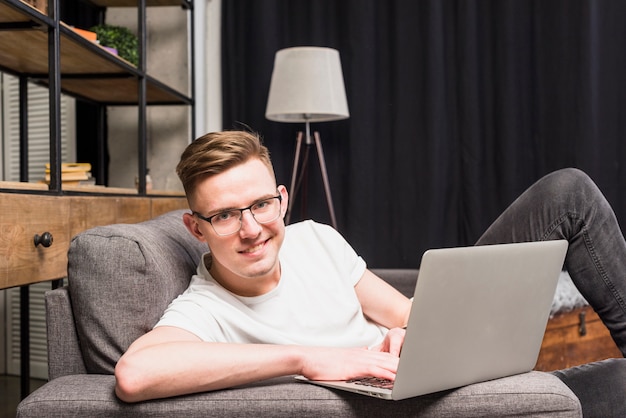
115, 341, 303, 402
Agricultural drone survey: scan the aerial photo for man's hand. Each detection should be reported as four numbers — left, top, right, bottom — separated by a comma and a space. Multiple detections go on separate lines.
298, 345, 400, 382
298, 327, 406, 382
370, 327, 406, 357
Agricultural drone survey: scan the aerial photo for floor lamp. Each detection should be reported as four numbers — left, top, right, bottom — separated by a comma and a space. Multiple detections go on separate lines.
265, 47, 349, 229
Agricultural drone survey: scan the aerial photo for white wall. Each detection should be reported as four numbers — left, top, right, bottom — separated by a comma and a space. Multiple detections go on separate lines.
106, 6, 190, 191
203, 0, 223, 134
106, 0, 222, 191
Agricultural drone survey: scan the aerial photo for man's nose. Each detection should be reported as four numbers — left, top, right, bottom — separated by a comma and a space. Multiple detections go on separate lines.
239, 209, 262, 237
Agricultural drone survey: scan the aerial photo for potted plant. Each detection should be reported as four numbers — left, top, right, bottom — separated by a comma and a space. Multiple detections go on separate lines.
90, 24, 139, 66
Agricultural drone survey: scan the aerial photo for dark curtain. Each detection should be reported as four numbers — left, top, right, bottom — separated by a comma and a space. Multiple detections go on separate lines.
221, 0, 626, 268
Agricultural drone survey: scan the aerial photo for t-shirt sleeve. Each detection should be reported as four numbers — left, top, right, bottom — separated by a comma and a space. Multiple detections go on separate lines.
153, 280, 222, 342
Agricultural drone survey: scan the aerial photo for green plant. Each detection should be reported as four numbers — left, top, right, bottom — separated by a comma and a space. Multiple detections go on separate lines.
90, 24, 138, 66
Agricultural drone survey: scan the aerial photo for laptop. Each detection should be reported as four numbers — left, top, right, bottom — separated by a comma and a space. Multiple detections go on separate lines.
296, 240, 568, 400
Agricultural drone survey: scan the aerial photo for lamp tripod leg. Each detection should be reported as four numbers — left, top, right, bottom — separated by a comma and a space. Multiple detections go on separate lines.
314, 132, 338, 229
286, 132, 304, 225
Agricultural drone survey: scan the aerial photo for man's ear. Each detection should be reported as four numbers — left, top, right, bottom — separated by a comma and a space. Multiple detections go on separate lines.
183, 212, 207, 243
278, 184, 289, 218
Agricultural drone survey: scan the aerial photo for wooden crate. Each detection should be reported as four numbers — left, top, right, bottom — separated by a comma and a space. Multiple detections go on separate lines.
535, 306, 622, 371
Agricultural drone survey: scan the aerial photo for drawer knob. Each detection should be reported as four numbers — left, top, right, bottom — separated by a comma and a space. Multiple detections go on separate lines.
34, 232, 53, 248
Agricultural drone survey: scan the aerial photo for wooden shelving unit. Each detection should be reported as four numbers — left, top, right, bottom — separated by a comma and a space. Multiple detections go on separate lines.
0, 3, 190, 104
0, 0, 194, 399
0, 0, 194, 192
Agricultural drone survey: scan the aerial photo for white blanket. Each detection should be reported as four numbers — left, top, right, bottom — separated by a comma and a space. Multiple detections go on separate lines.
551, 271, 588, 316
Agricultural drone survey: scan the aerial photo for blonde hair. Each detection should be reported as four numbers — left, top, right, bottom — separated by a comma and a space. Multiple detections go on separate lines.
176, 130, 275, 198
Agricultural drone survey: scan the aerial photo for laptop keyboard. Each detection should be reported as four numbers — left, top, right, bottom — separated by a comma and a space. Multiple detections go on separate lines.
347, 377, 395, 390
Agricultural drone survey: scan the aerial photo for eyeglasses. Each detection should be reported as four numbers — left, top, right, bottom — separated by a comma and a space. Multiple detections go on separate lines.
193, 194, 283, 236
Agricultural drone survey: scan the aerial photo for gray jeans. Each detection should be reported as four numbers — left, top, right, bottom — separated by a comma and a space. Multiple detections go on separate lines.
476, 168, 626, 416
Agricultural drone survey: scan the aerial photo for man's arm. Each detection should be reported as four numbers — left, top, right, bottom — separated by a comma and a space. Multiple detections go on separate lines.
354, 269, 413, 355
115, 325, 400, 403
355, 269, 412, 329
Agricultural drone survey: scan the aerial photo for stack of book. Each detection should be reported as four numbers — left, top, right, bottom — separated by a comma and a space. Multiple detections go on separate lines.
70, 27, 98, 42
70, 27, 119, 57
44, 163, 94, 186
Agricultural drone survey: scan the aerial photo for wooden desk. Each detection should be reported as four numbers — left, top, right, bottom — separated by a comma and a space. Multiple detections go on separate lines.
1, 191, 188, 289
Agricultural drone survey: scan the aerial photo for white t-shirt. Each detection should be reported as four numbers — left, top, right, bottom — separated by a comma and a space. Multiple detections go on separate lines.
155, 220, 388, 348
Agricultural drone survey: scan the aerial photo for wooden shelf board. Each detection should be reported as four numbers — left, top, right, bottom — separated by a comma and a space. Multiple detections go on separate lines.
62, 184, 138, 194
147, 189, 185, 196
0, 2, 190, 104
0, 29, 126, 75
0, 0, 38, 21
0, 181, 49, 191
55, 76, 190, 104
87, 0, 191, 8
0, 181, 146, 196
1, 0, 191, 14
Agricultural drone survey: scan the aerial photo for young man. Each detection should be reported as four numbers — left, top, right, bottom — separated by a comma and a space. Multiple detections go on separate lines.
115, 130, 626, 409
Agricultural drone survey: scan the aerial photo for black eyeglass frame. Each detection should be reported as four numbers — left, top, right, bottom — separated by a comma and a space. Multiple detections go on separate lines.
192, 194, 283, 236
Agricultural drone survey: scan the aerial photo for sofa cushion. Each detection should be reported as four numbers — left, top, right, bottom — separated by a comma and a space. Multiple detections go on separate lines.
17, 372, 581, 417
68, 210, 206, 374
371, 268, 418, 298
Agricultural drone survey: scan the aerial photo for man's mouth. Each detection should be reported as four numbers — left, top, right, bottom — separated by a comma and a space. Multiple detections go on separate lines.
240, 240, 267, 254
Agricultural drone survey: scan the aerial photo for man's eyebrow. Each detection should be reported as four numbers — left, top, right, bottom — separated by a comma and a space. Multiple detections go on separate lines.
206, 205, 238, 216
207, 193, 277, 215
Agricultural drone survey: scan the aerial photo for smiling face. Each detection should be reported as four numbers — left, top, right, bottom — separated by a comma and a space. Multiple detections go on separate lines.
183, 158, 289, 297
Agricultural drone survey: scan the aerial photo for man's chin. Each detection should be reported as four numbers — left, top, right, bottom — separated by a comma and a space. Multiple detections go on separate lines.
241, 258, 280, 280
241, 264, 275, 280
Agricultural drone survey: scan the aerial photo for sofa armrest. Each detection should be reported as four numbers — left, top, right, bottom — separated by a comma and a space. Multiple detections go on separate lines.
45, 287, 87, 379
17, 372, 581, 417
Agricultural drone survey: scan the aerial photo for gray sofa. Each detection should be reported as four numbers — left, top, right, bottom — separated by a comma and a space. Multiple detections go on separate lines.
17, 210, 584, 417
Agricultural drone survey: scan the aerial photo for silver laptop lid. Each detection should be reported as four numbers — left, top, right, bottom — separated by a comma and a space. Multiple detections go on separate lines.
392, 240, 568, 400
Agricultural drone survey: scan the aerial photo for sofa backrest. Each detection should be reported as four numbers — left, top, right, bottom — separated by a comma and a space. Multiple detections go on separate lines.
68, 210, 206, 374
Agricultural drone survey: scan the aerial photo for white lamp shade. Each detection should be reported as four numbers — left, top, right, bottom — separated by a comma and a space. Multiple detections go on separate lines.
265, 47, 350, 123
